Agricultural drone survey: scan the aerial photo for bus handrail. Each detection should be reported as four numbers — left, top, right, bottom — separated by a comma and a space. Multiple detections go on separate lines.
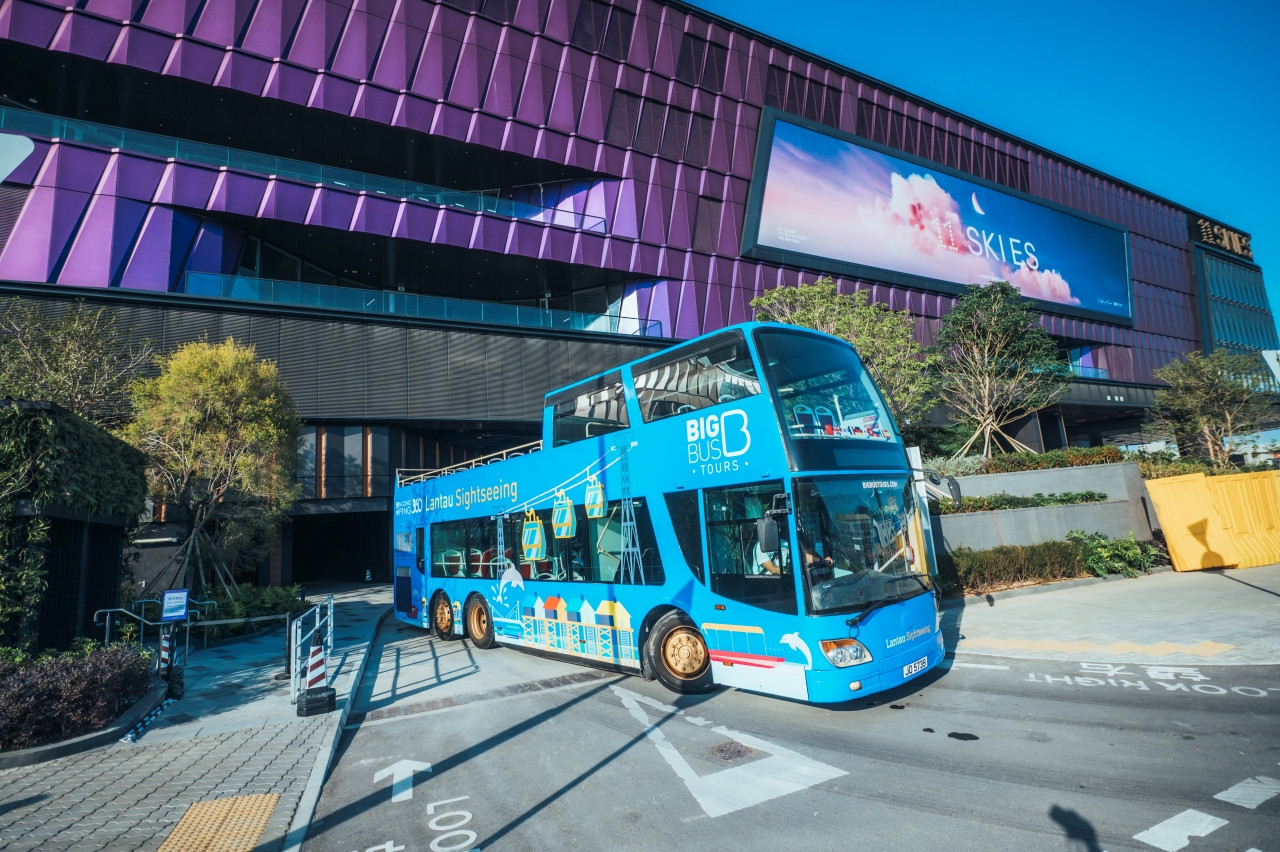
397, 439, 543, 486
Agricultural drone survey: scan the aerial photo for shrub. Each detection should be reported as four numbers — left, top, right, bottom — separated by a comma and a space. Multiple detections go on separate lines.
936, 490, 1107, 515
1067, 530, 1161, 578
194, 584, 309, 642
936, 540, 1086, 596
982, 446, 1124, 473
0, 644, 153, 751
936, 531, 1162, 595
922, 454, 986, 477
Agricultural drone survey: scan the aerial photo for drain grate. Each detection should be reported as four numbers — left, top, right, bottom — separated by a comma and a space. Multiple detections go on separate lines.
708, 741, 754, 762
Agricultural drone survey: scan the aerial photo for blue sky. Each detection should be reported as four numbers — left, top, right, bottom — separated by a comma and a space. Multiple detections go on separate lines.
688, 0, 1280, 336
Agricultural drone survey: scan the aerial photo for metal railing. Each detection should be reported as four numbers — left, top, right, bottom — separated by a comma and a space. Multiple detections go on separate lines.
0, 106, 607, 232
94, 608, 198, 670
290, 596, 335, 704
397, 439, 543, 486
183, 273, 666, 338
131, 598, 219, 649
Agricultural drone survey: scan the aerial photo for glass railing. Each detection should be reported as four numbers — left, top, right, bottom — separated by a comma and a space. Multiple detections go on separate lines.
184, 272, 665, 338
1070, 364, 1110, 380
0, 107, 607, 232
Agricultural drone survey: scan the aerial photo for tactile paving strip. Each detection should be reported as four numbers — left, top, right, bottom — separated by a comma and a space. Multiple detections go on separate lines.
158, 793, 280, 852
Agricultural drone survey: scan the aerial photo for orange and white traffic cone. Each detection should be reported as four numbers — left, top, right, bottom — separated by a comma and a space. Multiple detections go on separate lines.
305, 632, 327, 690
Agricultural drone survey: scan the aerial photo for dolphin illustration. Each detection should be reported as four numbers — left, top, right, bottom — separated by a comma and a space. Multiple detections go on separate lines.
498, 564, 524, 601
780, 632, 813, 669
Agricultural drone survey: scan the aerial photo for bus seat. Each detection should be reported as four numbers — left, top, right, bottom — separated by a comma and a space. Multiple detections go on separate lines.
441, 550, 464, 576
468, 548, 486, 577
478, 548, 497, 578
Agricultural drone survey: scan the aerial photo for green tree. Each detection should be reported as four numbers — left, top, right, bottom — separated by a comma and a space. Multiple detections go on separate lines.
0, 298, 153, 431
751, 278, 938, 426
933, 281, 1072, 459
1148, 350, 1276, 467
127, 339, 299, 593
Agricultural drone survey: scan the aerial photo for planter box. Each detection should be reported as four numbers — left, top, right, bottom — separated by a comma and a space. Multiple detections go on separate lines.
933, 462, 1155, 553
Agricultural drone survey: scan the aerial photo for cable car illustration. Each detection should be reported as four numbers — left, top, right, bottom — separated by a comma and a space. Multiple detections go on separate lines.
522, 508, 547, 561
552, 490, 577, 538
585, 475, 605, 519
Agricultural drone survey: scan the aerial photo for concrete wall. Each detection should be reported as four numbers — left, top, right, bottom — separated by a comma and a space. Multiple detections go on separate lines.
933, 462, 1156, 553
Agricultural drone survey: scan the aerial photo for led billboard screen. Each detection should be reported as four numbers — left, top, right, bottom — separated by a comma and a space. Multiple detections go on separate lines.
747, 116, 1132, 321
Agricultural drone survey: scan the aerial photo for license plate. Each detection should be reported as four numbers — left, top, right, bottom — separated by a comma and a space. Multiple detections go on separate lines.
902, 657, 928, 678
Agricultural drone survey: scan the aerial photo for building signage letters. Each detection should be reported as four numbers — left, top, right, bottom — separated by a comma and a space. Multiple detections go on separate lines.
1190, 216, 1252, 261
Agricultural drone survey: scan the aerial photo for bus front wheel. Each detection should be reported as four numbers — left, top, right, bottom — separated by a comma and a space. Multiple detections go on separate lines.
432, 593, 458, 641
647, 611, 713, 694
465, 597, 498, 649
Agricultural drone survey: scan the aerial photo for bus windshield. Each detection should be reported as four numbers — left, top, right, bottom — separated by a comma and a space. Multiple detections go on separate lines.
793, 475, 933, 616
754, 328, 901, 470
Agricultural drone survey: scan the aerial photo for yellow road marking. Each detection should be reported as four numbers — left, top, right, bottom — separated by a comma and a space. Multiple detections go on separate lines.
960, 638, 1234, 657
158, 793, 279, 852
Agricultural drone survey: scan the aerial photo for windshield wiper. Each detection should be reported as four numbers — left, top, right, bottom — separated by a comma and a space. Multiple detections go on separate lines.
843, 584, 928, 627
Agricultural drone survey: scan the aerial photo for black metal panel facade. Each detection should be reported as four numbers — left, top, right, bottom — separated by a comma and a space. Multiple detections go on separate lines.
7, 287, 666, 423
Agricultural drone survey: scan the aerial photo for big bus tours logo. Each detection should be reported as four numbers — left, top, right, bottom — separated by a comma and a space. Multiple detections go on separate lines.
686, 409, 751, 474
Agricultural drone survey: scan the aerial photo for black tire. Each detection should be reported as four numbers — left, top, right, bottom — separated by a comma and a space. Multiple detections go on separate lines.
645, 611, 713, 694
465, 596, 498, 649
432, 593, 459, 640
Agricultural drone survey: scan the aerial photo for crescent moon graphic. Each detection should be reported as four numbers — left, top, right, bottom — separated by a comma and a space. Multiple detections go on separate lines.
971, 192, 986, 216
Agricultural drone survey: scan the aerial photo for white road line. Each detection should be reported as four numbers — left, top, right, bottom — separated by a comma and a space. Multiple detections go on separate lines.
1212, 775, 1280, 809
1133, 810, 1228, 851
947, 662, 1010, 670
611, 685, 846, 818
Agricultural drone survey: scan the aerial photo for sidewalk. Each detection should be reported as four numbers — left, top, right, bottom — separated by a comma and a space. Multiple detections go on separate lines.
0, 582, 390, 852
944, 563, 1280, 665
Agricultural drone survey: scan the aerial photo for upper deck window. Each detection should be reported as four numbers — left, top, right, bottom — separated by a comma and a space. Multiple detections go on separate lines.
632, 331, 761, 423
548, 372, 629, 447
754, 327, 905, 471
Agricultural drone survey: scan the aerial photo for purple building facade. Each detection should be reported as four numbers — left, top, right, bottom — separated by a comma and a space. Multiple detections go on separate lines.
1, 0, 1274, 579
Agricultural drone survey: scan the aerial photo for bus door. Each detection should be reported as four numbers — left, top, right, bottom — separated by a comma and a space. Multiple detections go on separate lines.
393, 527, 423, 618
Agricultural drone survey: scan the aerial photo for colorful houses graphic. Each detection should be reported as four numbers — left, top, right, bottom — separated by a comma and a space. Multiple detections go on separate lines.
493, 592, 639, 668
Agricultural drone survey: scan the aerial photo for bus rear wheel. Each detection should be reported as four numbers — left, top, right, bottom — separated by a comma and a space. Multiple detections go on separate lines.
432, 593, 458, 641
647, 611, 713, 694
465, 597, 497, 649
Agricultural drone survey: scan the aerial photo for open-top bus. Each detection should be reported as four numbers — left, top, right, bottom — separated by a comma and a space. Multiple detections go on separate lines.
392, 322, 950, 704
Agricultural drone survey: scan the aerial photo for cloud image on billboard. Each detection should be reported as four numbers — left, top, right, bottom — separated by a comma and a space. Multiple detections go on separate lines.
755, 120, 1131, 319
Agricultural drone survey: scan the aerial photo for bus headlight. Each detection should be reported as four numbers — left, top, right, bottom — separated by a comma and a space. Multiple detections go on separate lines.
820, 638, 872, 667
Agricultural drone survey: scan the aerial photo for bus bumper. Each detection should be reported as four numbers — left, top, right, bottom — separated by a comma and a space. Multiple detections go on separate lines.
804, 632, 945, 704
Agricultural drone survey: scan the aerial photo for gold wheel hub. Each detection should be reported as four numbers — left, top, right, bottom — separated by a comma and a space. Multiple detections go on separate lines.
662, 627, 708, 678
435, 599, 452, 632
470, 606, 487, 635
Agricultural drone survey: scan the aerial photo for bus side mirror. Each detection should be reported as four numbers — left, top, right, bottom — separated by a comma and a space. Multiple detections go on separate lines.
757, 516, 779, 553
925, 471, 963, 508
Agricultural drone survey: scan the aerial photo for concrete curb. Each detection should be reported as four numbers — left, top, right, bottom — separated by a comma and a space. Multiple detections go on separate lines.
0, 678, 169, 769
281, 605, 392, 852
941, 563, 1174, 610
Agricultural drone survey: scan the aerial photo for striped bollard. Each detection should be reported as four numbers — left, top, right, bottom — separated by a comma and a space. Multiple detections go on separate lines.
159, 630, 172, 674
306, 632, 327, 689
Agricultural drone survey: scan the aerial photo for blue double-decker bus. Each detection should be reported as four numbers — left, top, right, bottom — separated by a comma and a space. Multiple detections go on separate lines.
392, 322, 948, 704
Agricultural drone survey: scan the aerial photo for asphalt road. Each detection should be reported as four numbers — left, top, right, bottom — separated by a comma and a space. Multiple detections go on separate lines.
304, 624, 1280, 852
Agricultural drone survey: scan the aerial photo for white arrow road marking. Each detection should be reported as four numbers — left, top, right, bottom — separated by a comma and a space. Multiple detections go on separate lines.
1133, 810, 1228, 851
612, 685, 846, 818
373, 759, 432, 802
1213, 775, 1280, 809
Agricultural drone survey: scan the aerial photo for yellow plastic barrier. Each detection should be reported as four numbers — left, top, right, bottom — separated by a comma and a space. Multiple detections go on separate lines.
1205, 471, 1280, 569
1144, 473, 1240, 571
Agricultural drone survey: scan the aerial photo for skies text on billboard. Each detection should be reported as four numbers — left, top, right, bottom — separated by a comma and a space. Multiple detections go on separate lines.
751, 118, 1132, 320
